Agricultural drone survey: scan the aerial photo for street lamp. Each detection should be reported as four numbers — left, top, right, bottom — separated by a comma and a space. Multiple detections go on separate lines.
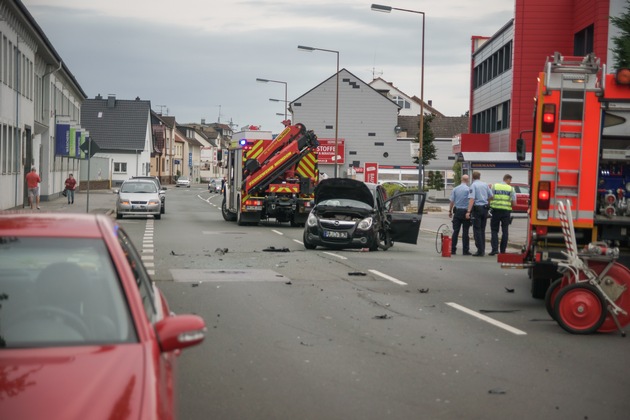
298, 44, 340, 178
256, 78, 288, 120
371, 3, 425, 190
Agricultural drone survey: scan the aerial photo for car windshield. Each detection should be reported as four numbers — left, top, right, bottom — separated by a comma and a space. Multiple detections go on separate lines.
0, 237, 137, 348
318, 198, 373, 210
121, 182, 157, 193
515, 185, 530, 194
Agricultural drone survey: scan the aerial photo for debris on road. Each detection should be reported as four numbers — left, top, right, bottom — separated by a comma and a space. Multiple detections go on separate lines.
263, 246, 290, 252
505, 287, 515, 293
373, 314, 392, 320
348, 271, 366, 276
488, 388, 507, 395
214, 247, 229, 255
418, 288, 429, 294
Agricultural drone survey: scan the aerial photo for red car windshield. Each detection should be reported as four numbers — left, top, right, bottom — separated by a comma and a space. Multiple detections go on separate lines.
0, 237, 137, 349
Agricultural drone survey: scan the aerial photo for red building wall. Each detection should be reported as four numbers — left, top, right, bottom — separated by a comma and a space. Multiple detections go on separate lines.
510, 0, 610, 152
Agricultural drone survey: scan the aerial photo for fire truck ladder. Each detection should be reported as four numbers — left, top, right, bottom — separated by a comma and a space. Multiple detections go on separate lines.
545, 53, 600, 220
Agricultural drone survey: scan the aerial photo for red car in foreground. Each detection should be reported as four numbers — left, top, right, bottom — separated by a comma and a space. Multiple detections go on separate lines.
0, 213, 205, 419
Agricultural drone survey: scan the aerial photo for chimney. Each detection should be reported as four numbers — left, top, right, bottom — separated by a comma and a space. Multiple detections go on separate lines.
428, 100, 433, 107
107, 95, 116, 109
201, 118, 206, 125
95, 94, 102, 100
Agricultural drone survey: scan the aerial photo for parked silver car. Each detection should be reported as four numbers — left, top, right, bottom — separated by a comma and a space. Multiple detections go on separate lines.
116, 179, 161, 220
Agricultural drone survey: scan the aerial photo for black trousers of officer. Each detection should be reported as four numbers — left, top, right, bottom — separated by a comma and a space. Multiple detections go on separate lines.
451, 208, 470, 254
472, 205, 489, 254
490, 208, 511, 253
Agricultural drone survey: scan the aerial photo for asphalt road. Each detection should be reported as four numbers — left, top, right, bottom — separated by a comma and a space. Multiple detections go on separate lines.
113, 186, 630, 420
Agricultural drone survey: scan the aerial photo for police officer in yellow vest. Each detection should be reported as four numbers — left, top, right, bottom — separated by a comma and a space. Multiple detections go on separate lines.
489, 174, 516, 256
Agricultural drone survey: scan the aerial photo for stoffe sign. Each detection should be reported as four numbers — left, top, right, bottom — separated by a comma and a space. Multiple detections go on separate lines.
365, 162, 378, 184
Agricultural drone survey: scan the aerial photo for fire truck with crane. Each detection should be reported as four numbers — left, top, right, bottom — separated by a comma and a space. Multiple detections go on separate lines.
498, 53, 630, 333
221, 122, 320, 226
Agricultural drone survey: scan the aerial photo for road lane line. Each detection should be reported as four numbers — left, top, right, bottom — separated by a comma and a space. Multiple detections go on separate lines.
368, 269, 407, 286
271, 229, 283, 235
293, 239, 303, 245
446, 302, 527, 335
323, 251, 348, 260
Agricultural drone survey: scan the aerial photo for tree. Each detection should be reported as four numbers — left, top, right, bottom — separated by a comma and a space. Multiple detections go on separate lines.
425, 170, 445, 191
452, 161, 462, 185
412, 114, 437, 167
611, 1, 630, 68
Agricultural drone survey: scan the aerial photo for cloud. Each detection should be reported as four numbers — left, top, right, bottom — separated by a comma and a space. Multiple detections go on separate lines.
24, 0, 513, 131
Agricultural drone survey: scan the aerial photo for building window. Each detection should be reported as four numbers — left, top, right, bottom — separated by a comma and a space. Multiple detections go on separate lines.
393, 96, 411, 109
574, 25, 594, 56
114, 162, 127, 173
471, 100, 510, 133
473, 41, 513, 89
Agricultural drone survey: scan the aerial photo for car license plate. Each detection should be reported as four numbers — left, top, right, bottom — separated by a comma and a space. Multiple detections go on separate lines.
323, 230, 347, 238
132, 205, 146, 210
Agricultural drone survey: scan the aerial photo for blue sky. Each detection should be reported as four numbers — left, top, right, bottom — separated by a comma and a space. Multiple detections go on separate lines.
23, 0, 514, 133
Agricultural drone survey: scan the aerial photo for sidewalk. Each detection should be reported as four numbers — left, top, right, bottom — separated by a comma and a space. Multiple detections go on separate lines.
19, 189, 117, 215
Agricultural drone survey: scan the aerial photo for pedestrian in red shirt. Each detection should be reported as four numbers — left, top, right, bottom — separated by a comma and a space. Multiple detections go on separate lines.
64, 173, 77, 204
25, 167, 42, 210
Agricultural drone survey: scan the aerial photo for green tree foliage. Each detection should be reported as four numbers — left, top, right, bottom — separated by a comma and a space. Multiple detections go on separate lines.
412, 114, 437, 166
452, 161, 462, 185
611, 1, 630, 68
426, 171, 445, 191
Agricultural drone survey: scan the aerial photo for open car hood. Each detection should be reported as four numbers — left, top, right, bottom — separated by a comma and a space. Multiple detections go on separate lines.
315, 178, 374, 207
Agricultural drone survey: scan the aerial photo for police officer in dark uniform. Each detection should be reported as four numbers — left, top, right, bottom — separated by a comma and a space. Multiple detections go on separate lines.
466, 171, 493, 256
448, 174, 472, 255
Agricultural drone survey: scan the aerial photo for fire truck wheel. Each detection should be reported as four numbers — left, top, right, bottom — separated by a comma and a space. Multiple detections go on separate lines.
545, 277, 567, 320
554, 283, 607, 334
222, 199, 237, 222
303, 232, 316, 250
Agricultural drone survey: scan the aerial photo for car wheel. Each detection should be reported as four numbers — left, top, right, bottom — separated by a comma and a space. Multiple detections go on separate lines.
116, 212, 122, 220
377, 229, 392, 251
303, 231, 316, 250
155, 213, 161, 220
161, 203, 165, 214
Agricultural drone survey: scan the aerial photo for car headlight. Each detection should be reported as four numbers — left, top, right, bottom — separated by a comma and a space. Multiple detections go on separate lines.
149, 199, 160, 205
119, 200, 130, 205
357, 217, 373, 231
306, 212, 318, 227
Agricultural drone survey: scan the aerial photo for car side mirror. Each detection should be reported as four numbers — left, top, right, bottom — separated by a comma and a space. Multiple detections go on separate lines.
114, 189, 119, 194
160, 188, 167, 192
516, 138, 526, 162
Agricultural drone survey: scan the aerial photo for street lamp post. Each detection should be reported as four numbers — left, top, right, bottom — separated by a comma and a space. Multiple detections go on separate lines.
371, 4, 425, 190
256, 78, 288, 121
297, 45, 340, 178
269, 98, 290, 119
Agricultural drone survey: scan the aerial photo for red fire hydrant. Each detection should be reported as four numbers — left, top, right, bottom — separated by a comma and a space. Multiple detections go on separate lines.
441, 226, 452, 258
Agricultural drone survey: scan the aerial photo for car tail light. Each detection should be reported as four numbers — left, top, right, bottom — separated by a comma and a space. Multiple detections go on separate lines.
245, 199, 262, 206
541, 104, 556, 133
537, 181, 551, 220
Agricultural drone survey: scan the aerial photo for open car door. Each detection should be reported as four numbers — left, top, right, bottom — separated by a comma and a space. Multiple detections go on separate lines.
384, 192, 427, 245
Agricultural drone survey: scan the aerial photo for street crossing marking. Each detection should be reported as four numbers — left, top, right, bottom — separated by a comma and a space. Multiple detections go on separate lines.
368, 269, 407, 286
272, 229, 283, 235
446, 302, 527, 335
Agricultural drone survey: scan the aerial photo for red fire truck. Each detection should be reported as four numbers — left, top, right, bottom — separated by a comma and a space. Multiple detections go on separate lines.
221, 123, 319, 226
500, 53, 630, 301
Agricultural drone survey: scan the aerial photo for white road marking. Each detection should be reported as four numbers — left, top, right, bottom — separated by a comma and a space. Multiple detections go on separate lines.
323, 251, 348, 260
446, 302, 527, 335
368, 269, 407, 285
293, 239, 303, 245
271, 230, 284, 235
